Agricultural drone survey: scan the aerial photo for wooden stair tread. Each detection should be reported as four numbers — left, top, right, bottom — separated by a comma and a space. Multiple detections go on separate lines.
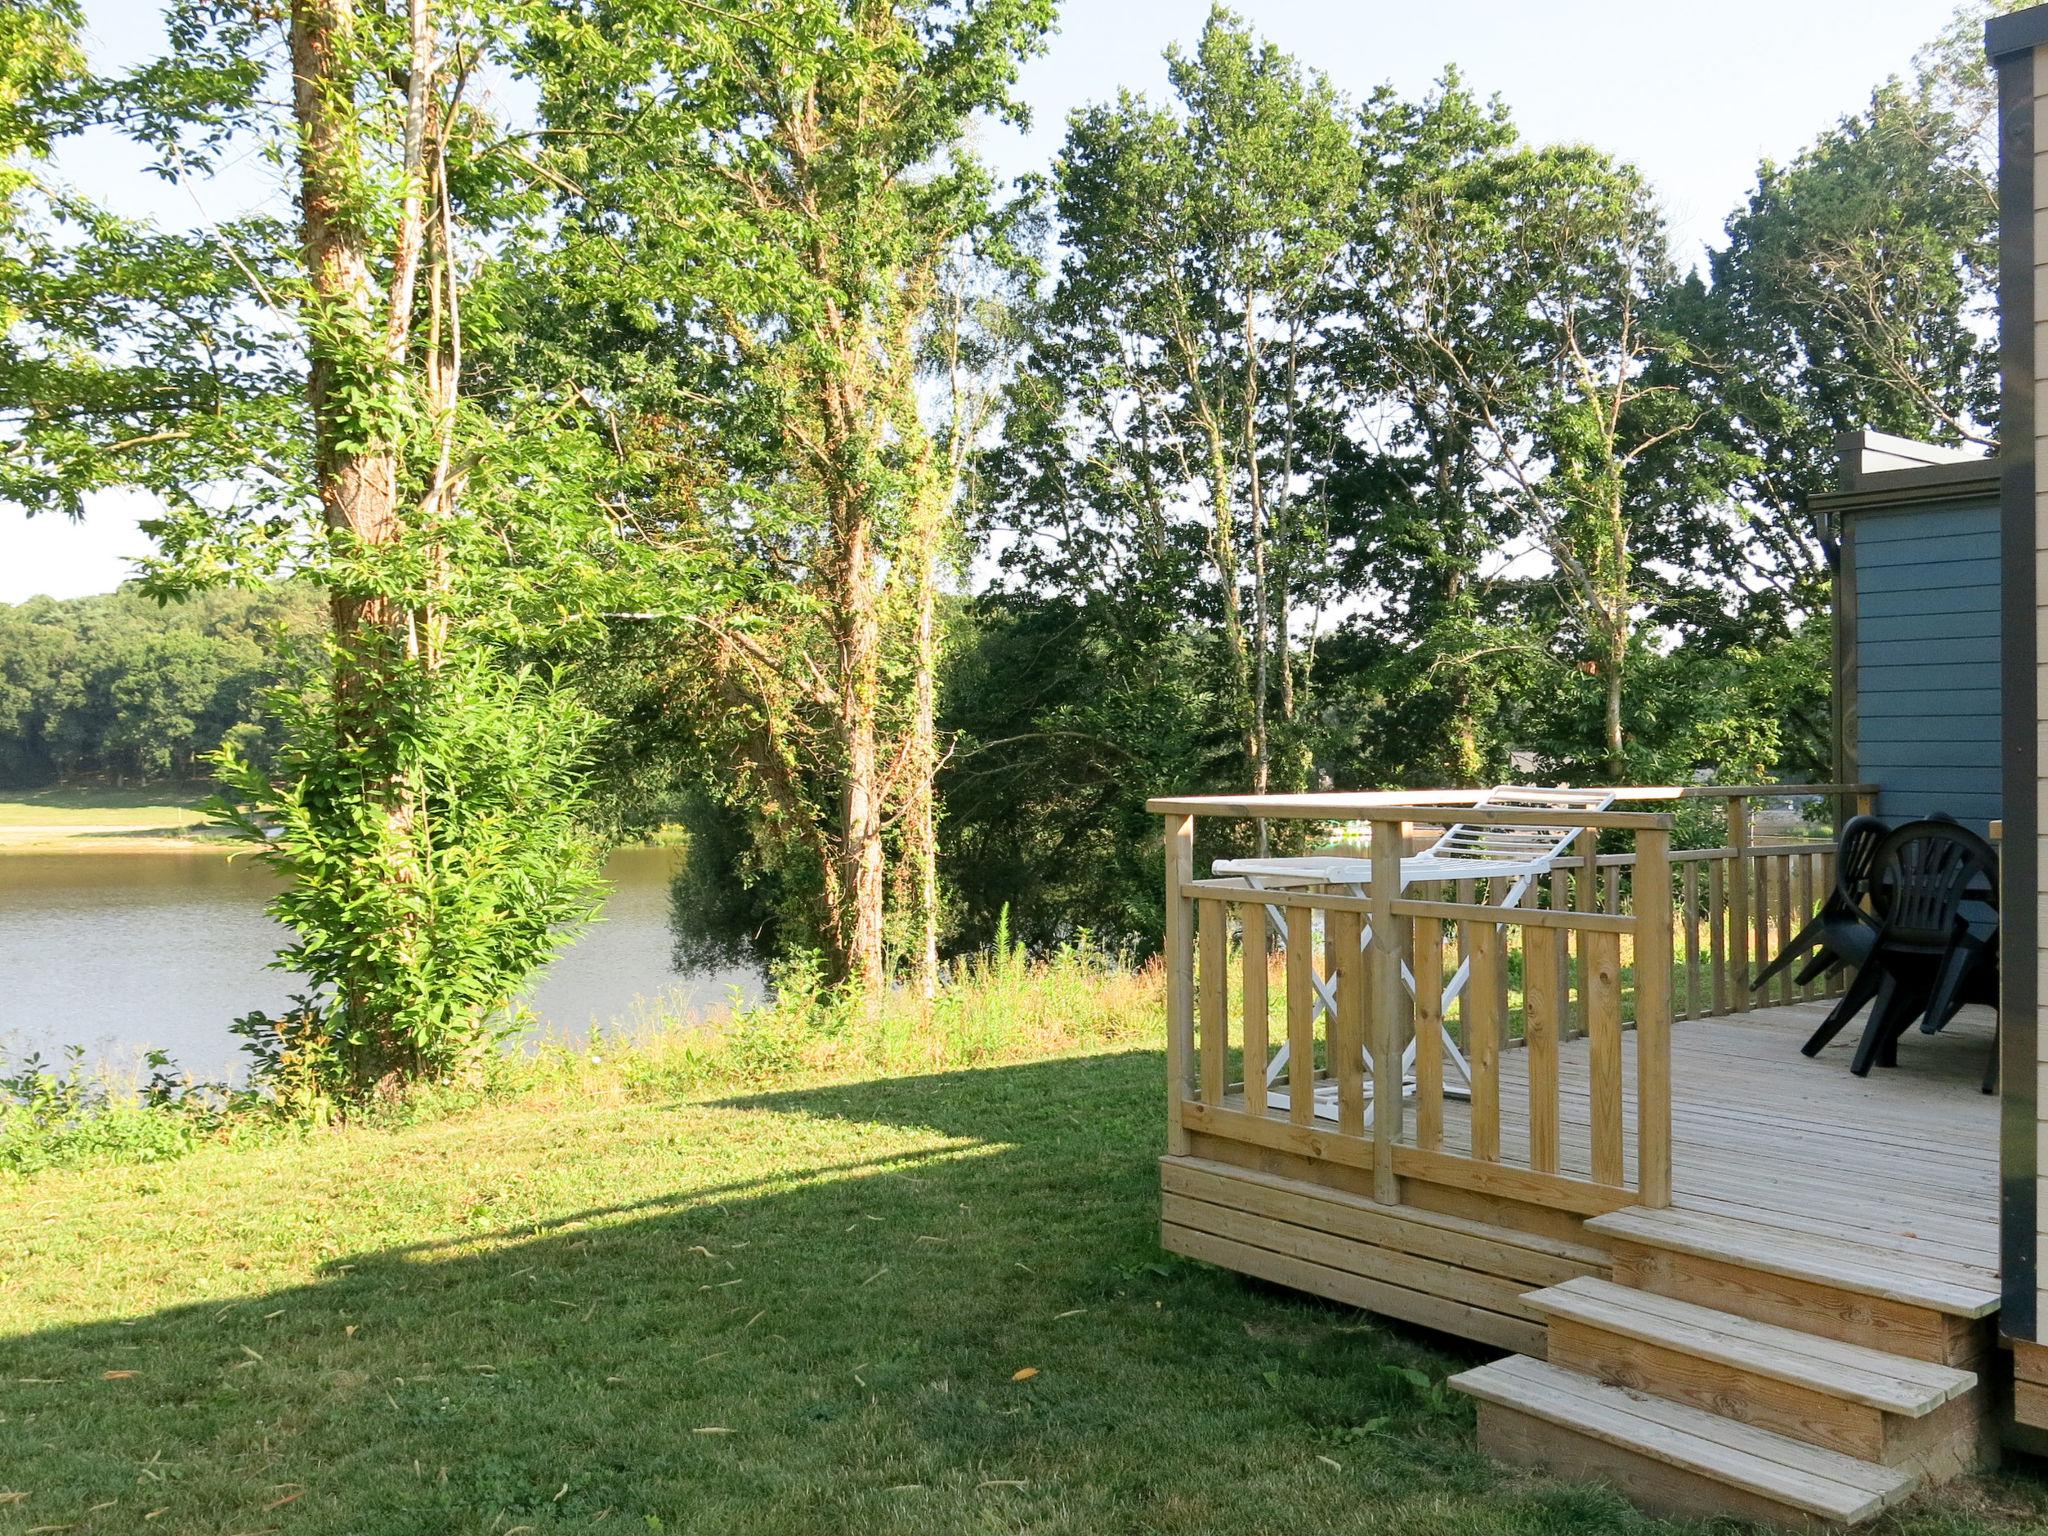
1452, 1356, 1918, 1523
1529, 1277, 1976, 1416
1586, 1206, 2000, 1317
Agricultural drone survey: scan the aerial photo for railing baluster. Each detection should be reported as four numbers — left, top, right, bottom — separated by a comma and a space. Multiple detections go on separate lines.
1819, 848, 1842, 998
1586, 928, 1624, 1185
1285, 906, 1314, 1126
1709, 856, 1728, 1016
1727, 796, 1751, 1013
1242, 902, 1267, 1116
1330, 907, 1366, 1137
1468, 920, 1502, 1163
1525, 925, 1563, 1174
1456, 876, 1475, 1007
1573, 829, 1597, 1041
1198, 897, 1227, 1108
1774, 850, 1794, 1006
1682, 860, 1701, 1021
1413, 916, 1444, 1151
1791, 851, 1812, 1004
1752, 836, 1770, 1007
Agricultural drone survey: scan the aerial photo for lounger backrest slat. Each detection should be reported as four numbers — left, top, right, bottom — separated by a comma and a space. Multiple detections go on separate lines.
1417, 784, 1617, 869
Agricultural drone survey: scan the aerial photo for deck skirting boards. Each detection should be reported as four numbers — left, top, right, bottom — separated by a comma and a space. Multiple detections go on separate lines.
1158, 1155, 1601, 1354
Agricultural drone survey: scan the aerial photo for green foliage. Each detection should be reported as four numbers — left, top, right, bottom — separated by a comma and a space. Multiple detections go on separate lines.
0, 1045, 219, 1174
1652, 10, 2009, 642
940, 594, 1235, 954
981, 6, 1360, 796
521, 0, 1056, 985
0, 581, 323, 785
209, 645, 607, 1100
1, 0, 300, 524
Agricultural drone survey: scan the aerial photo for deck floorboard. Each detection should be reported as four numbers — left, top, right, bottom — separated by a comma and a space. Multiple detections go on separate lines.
1236, 999, 2002, 1299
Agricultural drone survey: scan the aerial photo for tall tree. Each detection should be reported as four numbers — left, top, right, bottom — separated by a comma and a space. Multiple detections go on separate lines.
1660, 9, 2006, 640
1388, 141, 1689, 776
984, 7, 1360, 802
1332, 74, 1531, 784
7, 0, 614, 1097
525, 0, 1053, 994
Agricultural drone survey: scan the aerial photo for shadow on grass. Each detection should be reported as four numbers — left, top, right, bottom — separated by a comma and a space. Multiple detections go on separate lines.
6, 1050, 2039, 1536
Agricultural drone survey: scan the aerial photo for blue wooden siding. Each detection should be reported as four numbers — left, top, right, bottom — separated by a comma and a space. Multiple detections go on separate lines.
1853, 499, 2002, 829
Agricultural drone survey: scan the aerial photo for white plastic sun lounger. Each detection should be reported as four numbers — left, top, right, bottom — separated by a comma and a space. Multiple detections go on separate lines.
1212, 784, 1617, 1121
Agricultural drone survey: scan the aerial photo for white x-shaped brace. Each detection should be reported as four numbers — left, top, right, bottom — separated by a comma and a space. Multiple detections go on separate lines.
1244, 869, 1545, 1110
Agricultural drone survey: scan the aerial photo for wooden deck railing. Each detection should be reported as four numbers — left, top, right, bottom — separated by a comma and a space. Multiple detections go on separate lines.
1153, 782, 1877, 1222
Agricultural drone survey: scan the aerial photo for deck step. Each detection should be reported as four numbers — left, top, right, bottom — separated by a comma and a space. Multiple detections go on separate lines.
1586, 1206, 1999, 1318
1452, 1355, 1919, 1527
1529, 1277, 1976, 1418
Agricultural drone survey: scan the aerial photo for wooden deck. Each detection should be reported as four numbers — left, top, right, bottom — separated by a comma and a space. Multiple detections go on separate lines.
1212, 999, 2001, 1304
1166, 999, 2006, 1524
1434, 1000, 2000, 1301
1152, 788, 2015, 1520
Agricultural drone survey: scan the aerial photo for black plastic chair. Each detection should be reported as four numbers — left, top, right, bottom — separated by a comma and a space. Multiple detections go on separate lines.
1752, 814, 1887, 993
1831, 822, 1997, 1078
1917, 929, 2001, 1093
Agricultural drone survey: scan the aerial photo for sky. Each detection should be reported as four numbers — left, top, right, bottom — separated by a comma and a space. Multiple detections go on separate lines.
2, 0, 1970, 604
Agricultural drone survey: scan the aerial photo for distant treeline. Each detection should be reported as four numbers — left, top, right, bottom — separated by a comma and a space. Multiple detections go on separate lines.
0, 582, 325, 786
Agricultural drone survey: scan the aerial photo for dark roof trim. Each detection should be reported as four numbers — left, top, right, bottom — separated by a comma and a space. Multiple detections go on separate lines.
1810, 459, 2002, 515
1989, 3, 2048, 60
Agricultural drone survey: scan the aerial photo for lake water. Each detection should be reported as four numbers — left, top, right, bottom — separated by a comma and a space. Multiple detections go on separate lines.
0, 845, 760, 1083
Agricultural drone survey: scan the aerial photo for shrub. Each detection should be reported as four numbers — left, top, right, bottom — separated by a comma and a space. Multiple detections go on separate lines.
208, 645, 607, 1104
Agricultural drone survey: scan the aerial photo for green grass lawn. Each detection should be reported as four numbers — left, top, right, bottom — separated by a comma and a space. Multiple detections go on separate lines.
5, 1026, 2047, 1533
0, 782, 229, 850
0, 784, 210, 825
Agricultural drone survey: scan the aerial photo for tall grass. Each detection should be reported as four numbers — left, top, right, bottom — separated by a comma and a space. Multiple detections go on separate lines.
1, 935, 1164, 1175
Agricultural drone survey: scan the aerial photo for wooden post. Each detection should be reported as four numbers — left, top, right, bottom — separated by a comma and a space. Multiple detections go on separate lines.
1369, 817, 1408, 1204
1726, 795, 1751, 1014
1572, 827, 1597, 1039
1164, 813, 1195, 1155
1635, 825, 1675, 1207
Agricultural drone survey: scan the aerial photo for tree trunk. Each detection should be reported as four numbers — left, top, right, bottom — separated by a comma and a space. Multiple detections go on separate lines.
1273, 329, 1302, 751
1602, 496, 1629, 779
833, 502, 887, 997
1243, 301, 1269, 813
291, 0, 427, 1080
1203, 430, 1253, 783
904, 492, 943, 1002
292, 0, 404, 666
1603, 624, 1625, 779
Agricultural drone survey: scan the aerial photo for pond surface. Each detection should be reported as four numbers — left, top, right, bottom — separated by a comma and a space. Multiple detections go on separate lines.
0, 845, 760, 1083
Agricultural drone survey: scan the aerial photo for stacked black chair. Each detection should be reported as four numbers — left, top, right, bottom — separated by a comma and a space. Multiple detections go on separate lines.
1751, 814, 1888, 994
1917, 873, 2001, 1094
1796, 821, 1997, 1078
